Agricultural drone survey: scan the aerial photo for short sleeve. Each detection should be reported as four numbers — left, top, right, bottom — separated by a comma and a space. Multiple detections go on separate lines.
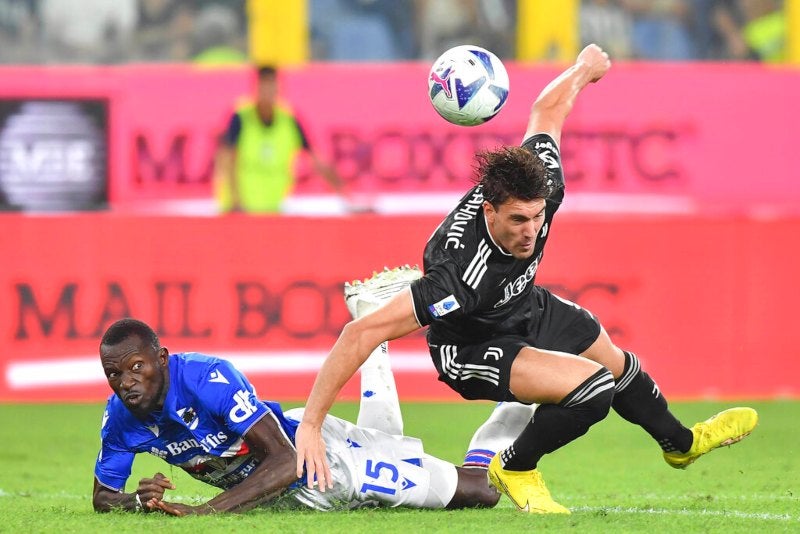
521, 133, 565, 205
409, 261, 479, 327
94, 407, 136, 492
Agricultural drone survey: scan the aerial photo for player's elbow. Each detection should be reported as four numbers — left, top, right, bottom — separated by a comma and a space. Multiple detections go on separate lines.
92, 494, 113, 513
92, 479, 119, 513
447, 467, 501, 509
461, 484, 501, 509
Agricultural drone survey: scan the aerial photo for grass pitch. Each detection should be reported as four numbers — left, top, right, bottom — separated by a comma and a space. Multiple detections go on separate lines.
0, 400, 797, 533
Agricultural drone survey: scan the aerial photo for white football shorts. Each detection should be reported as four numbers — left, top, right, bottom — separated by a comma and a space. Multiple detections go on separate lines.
281, 407, 457, 511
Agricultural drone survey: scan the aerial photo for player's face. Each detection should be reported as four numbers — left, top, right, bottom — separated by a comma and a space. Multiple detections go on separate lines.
100, 335, 169, 419
484, 197, 546, 259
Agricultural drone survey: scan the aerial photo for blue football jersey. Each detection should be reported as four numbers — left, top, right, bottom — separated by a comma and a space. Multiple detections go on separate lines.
94, 352, 299, 491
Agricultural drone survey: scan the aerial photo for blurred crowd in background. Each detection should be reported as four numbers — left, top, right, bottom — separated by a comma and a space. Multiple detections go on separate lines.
0, 0, 790, 65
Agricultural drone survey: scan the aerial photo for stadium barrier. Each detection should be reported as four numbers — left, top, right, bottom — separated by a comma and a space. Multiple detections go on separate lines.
1, 213, 797, 402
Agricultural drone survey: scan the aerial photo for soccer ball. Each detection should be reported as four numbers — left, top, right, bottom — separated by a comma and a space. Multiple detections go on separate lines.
427, 45, 510, 126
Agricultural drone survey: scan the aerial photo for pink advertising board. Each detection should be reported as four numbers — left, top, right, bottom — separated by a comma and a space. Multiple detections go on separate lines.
0, 62, 797, 215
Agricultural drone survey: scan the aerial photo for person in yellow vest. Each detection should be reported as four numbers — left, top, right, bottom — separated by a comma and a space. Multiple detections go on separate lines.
215, 66, 344, 213
741, 0, 786, 63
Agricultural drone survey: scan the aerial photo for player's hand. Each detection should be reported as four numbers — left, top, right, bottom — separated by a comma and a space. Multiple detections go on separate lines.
577, 44, 611, 83
149, 499, 211, 516
135, 472, 175, 508
295, 421, 333, 492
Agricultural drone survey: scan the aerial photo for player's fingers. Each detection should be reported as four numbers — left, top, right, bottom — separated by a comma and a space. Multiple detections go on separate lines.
304, 456, 317, 490
314, 459, 326, 492
138, 482, 172, 500
153, 472, 176, 489
146, 498, 162, 513
296, 452, 305, 479
154, 500, 183, 517
311, 455, 333, 492
323, 459, 333, 490
156, 478, 176, 490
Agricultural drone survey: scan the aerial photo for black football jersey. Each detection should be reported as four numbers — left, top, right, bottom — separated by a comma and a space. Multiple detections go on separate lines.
410, 133, 565, 344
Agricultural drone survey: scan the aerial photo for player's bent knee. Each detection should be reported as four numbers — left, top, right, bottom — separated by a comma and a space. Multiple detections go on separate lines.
447, 467, 501, 509
559, 368, 615, 424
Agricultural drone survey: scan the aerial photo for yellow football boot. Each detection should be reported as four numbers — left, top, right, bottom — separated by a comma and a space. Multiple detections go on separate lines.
487, 455, 570, 514
664, 407, 758, 469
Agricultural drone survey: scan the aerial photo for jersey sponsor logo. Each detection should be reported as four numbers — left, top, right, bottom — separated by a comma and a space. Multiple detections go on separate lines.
208, 370, 229, 384
429, 295, 461, 318
228, 389, 258, 423
154, 431, 230, 457
444, 188, 484, 250
463, 239, 491, 289
483, 347, 503, 361
494, 252, 542, 308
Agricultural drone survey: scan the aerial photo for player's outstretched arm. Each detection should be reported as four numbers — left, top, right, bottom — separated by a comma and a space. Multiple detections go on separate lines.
296, 288, 421, 491
152, 415, 298, 516
523, 43, 611, 146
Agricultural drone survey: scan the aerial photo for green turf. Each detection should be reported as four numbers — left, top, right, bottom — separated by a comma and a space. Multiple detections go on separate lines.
0, 400, 797, 533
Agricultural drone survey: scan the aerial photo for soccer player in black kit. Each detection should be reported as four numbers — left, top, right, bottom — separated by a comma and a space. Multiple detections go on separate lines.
295, 44, 758, 514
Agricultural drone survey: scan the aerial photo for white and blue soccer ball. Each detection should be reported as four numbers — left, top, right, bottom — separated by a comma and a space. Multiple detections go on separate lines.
427, 45, 510, 127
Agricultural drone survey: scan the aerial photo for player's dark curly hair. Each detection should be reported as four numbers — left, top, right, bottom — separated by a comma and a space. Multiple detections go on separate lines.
474, 146, 551, 207
100, 318, 160, 353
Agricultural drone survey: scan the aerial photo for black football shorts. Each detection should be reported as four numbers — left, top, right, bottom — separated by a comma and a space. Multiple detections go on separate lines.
427, 286, 601, 402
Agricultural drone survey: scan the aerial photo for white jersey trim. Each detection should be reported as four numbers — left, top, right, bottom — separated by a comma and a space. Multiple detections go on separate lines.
462, 239, 492, 289
408, 289, 423, 328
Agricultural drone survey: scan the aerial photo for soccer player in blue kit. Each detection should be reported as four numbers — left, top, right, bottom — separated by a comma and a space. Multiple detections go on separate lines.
295, 43, 759, 514
93, 272, 512, 515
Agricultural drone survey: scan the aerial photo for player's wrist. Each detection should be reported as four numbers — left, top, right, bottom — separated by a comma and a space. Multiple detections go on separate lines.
133, 492, 145, 512
299, 414, 324, 428
572, 60, 595, 83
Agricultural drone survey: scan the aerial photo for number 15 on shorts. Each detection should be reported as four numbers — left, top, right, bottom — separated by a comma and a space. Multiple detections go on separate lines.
360, 459, 399, 495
